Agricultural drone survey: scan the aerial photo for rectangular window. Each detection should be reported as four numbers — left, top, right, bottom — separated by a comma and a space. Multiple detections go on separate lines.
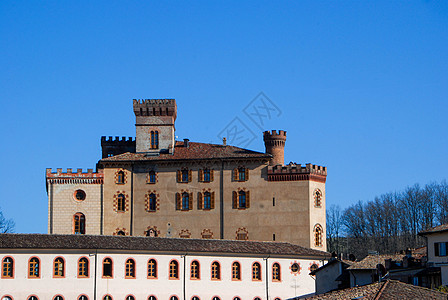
273, 197, 275, 206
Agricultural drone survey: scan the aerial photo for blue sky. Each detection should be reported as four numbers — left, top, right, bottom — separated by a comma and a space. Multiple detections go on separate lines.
1, 1, 447, 233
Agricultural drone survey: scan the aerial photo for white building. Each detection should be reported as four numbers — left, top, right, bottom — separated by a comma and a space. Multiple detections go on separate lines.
420, 224, 448, 287
0, 233, 329, 300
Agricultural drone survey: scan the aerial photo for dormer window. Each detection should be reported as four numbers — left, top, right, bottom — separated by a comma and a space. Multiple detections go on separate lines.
150, 131, 159, 149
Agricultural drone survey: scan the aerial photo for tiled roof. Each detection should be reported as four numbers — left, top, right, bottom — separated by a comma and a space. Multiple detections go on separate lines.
0, 234, 329, 259
303, 280, 448, 300
347, 254, 404, 270
100, 141, 271, 162
419, 223, 448, 235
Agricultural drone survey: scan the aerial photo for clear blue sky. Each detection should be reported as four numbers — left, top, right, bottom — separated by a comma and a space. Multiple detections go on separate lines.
1, 1, 447, 233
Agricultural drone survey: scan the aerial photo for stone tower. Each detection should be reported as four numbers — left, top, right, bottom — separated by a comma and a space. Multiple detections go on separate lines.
263, 130, 286, 166
133, 99, 177, 154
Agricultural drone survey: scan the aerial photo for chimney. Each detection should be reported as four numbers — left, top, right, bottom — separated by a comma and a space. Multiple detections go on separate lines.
222, 137, 227, 146
184, 139, 189, 148
263, 130, 286, 166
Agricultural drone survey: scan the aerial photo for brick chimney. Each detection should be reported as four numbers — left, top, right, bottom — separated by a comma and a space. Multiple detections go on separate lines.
263, 130, 286, 166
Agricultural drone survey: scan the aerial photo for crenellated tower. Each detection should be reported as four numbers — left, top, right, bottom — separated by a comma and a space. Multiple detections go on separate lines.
133, 99, 177, 154
263, 130, 286, 166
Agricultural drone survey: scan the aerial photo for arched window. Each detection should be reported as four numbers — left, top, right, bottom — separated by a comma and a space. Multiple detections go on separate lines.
147, 259, 157, 278
252, 262, 261, 281
190, 260, 200, 279
125, 296, 135, 300
274, 298, 281, 300
204, 192, 211, 209
2, 256, 14, 278
148, 171, 156, 184
211, 261, 220, 280
314, 224, 323, 247
254, 298, 261, 300
233, 298, 241, 300
236, 228, 248, 241
116, 230, 126, 236
169, 260, 179, 279
117, 194, 126, 212
28, 296, 38, 300
78, 257, 89, 277
203, 168, 211, 182
28, 257, 40, 278
272, 263, 281, 281
103, 258, 113, 278
192, 297, 200, 300
73, 213, 86, 234
125, 259, 136, 278
148, 193, 157, 211
2, 297, 12, 300
314, 189, 322, 207
232, 261, 241, 280
150, 131, 159, 149
310, 263, 319, 273
53, 296, 64, 300
117, 170, 125, 184
148, 296, 157, 300
103, 296, 112, 300
78, 295, 89, 300
53, 257, 65, 277
238, 167, 246, 181
169, 297, 178, 300
238, 191, 246, 208
146, 227, 159, 237
201, 229, 213, 239
212, 297, 221, 300
182, 192, 190, 210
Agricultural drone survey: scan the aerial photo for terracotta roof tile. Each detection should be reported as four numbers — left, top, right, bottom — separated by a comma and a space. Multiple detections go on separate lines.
0, 234, 329, 259
100, 141, 271, 162
347, 254, 404, 270
420, 223, 448, 235
304, 280, 448, 300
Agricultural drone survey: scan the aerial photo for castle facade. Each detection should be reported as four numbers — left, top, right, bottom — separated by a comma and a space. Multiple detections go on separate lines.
46, 99, 327, 250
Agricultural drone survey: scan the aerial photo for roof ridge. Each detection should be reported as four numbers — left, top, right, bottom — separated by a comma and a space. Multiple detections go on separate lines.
373, 280, 389, 300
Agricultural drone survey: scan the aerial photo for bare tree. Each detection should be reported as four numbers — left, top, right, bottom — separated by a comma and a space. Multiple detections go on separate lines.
0, 208, 15, 233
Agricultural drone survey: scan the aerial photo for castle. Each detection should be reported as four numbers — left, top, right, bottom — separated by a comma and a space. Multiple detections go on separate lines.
46, 99, 327, 250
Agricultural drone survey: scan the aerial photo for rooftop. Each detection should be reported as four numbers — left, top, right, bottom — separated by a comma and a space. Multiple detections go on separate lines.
100, 141, 271, 163
301, 280, 448, 300
347, 254, 405, 270
419, 223, 448, 235
0, 234, 329, 259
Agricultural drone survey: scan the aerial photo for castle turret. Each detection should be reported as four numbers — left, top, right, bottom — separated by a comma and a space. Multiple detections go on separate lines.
263, 130, 286, 166
133, 99, 177, 154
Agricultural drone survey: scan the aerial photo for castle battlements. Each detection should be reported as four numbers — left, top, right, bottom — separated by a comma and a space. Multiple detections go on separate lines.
263, 130, 287, 139
101, 136, 134, 142
133, 99, 177, 117
46, 168, 103, 184
267, 163, 327, 183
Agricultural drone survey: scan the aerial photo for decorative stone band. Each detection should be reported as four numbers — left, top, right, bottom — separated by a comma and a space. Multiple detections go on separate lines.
267, 163, 327, 183
46, 168, 104, 184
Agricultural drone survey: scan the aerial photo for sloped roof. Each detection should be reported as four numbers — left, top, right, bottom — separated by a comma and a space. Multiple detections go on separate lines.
100, 141, 271, 163
303, 280, 447, 299
0, 234, 329, 259
310, 258, 354, 275
347, 254, 404, 270
419, 223, 448, 235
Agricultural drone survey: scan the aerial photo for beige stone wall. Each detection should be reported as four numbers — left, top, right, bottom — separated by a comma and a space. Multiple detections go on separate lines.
48, 182, 102, 235
101, 160, 326, 249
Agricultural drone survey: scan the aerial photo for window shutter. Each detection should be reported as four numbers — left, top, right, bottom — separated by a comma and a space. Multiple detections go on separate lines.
198, 192, 203, 210
435, 243, 440, 256
199, 169, 204, 182
189, 170, 192, 182
189, 192, 193, 210
233, 191, 237, 209
176, 193, 181, 210
210, 169, 214, 182
233, 168, 238, 181
211, 192, 215, 209
245, 168, 249, 181
177, 170, 182, 183
246, 191, 250, 208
